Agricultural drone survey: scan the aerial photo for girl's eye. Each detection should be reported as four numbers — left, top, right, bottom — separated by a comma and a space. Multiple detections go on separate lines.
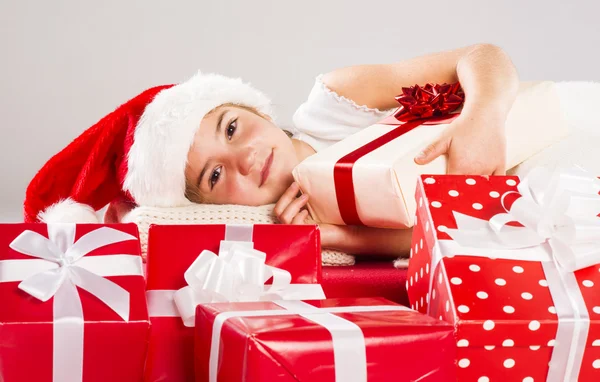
210, 166, 221, 189
226, 119, 237, 140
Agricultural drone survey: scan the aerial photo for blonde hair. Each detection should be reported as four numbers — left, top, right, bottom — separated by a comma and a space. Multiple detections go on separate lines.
184, 103, 292, 204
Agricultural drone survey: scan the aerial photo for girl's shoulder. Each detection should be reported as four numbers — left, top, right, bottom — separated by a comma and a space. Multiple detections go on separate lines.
291, 75, 394, 152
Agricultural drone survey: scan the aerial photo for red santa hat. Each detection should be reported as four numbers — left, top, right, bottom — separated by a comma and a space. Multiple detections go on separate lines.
24, 72, 273, 223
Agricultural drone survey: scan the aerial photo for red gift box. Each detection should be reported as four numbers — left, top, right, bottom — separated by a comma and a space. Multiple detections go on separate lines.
145, 224, 323, 382
194, 297, 456, 382
407, 168, 600, 381
0, 223, 149, 382
322, 261, 409, 305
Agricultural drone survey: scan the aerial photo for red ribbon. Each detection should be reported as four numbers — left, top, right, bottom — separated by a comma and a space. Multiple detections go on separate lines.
333, 82, 464, 226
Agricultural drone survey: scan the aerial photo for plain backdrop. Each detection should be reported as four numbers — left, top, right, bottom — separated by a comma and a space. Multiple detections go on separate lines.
1, 0, 599, 222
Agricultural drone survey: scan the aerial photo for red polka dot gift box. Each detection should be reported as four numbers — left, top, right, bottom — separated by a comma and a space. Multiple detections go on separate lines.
407, 167, 600, 381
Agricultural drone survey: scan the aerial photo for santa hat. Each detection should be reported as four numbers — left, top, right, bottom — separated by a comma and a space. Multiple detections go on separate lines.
24, 72, 273, 223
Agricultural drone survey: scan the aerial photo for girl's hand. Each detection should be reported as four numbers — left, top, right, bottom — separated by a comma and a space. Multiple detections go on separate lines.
273, 182, 311, 224
414, 108, 508, 175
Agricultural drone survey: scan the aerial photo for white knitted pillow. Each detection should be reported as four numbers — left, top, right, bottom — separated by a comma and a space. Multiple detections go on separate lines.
121, 203, 355, 266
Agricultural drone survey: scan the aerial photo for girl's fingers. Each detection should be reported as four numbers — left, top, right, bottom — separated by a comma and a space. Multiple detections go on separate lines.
279, 194, 309, 224
414, 135, 450, 165
291, 209, 310, 225
274, 182, 300, 217
492, 167, 506, 176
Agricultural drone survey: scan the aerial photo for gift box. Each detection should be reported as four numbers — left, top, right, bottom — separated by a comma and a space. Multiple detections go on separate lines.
194, 297, 456, 381
144, 224, 324, 382
407, 167, 600, 381
0, 223, 149, 382
322, 260, 409, 305
293, 81, 570, 229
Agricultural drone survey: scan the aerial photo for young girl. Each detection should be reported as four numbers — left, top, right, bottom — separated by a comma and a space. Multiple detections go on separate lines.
23, 44, 543, 258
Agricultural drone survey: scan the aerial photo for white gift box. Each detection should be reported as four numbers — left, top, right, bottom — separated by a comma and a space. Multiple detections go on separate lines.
292, 81, 570, 229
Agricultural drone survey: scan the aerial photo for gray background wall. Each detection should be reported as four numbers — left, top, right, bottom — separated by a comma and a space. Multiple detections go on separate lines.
1, 0, 598, 222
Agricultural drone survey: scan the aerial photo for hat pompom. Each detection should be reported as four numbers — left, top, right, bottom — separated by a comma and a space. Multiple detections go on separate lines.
38, 198, 100, 223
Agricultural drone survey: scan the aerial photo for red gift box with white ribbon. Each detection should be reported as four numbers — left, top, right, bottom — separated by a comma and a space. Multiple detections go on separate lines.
0, 223, 149, 382
407, 167, 600, 381
144, 224, 325, 382
194, 297, 456, 382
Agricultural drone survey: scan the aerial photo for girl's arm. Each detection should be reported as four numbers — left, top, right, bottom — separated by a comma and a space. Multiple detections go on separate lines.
322, 43, 519, 116
323, 43, 520, 176
280, 44, 520, 257
274, 184, 412, 258
320, 224, 413, 259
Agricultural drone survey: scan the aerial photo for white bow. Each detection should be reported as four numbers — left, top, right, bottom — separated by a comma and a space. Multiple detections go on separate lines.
174, 243, 325, 327
9, 225, 137, 320
445, 166, 600, 272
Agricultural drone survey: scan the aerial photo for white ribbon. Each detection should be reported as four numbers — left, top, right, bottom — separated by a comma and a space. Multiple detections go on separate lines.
208, 301, 411, 382
429, 166, 600, 382
1, 224, 143, 382
445, 166, 600, 271
173, 243, 326, 327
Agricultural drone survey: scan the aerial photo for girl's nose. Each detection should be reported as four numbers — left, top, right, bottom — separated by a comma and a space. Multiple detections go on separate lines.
238, 146, 256, 176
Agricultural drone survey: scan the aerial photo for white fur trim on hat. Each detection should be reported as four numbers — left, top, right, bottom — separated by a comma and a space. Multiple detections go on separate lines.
38, 198, 101, 223
123, 72, 273, 207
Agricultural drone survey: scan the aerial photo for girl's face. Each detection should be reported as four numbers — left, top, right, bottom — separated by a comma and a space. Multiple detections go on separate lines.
185, 105, 298, 205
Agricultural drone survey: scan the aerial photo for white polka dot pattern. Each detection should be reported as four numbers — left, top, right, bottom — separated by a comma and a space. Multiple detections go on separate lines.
521, 292, 533, 300
469, 264, 481, 272
458, 305, 469, 313
503, 359, 515, 368
457, 339, 469, 347
502, 339, 514, 347
528, 321, 541, 331
458, 359, 470, 368
503, 306, 515, 314
451, 277, 462, 285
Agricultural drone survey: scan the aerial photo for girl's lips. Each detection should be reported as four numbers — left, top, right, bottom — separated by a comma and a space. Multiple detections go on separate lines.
260, 150, 273, 187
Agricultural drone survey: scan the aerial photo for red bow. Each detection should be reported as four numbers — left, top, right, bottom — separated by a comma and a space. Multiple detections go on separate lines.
393, 82, 464, 122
